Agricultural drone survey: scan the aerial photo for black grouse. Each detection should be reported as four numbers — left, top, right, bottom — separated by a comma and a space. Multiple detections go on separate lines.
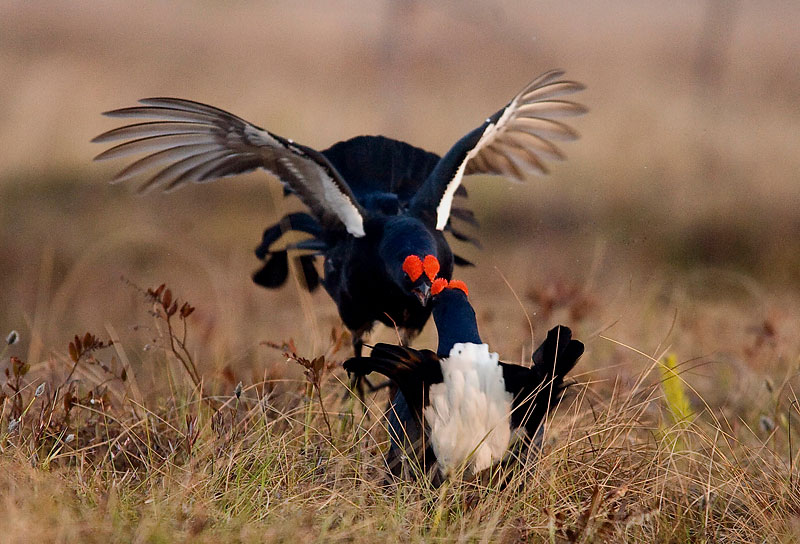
92, 71, 585, 362
344, 279, 584, 481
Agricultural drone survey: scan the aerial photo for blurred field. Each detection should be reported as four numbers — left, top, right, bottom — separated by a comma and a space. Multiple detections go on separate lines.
2, 1, 800, 541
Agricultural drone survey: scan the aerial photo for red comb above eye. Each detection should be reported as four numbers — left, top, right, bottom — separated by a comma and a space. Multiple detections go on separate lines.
423, 255, 440, 281
431, 278, 449, 296
402, 255, 423, 282
448, 280, 469, 296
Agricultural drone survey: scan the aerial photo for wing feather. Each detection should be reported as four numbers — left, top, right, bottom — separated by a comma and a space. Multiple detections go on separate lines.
410, 70, 586, 230
94, 134, 218, 161
92, 121, 219, 143
145, 150, 234, 193
93, 98, 366, 236
101, 106, 217, 123
110, 144, 223, 184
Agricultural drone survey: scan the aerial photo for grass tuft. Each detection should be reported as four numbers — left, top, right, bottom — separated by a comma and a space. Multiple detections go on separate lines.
0, 279, 798, 541
659, 353, 694, 451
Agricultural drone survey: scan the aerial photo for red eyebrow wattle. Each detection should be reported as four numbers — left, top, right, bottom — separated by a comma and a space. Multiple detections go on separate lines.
448, 279, 469, 296
431, 277, 449, 296
423, 255, 440, 281
402, 255, 423, 282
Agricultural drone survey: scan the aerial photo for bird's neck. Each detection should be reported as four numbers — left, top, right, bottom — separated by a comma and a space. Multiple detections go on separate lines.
432, 289, 482, 356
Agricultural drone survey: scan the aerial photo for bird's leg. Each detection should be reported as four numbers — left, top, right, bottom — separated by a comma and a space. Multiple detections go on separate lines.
353, 335, 364, 357
350, 335, 368, 401
343, 331, 371, 404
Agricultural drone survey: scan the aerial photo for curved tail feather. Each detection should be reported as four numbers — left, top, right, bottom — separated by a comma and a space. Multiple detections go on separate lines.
253, 212, 325, 292
501, 325, 584, 438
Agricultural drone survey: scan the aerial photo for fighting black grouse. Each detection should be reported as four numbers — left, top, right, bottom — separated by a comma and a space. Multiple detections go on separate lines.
344, 279, 584, 480
93, 71, 585, 361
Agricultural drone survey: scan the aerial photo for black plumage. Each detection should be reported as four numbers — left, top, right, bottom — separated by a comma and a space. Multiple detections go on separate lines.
343, 284, 584, 481
92, 72, 585, 362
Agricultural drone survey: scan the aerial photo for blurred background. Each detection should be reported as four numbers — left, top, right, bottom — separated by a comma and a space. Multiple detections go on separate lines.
1, 1, 798, 404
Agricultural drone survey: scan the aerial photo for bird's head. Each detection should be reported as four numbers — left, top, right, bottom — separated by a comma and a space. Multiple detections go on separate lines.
430, 278, 468, 298
379, 216, 444, 306
400, 254, 440, 306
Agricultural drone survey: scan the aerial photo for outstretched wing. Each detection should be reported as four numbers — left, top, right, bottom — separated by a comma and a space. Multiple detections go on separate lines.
410, 71, 586, 230
93, 98, 366, 237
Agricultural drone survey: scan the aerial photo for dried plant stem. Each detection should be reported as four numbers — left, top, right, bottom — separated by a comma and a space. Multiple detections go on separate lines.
163, 310, 201, 388
316, 383, 333, 438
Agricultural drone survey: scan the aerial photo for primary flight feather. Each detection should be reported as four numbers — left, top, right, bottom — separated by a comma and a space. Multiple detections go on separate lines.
93, 72, 586, 373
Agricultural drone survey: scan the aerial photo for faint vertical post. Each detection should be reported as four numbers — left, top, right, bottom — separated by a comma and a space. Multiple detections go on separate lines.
380, 0, 419, 135
693, 0, 739, 95
693, 0, 739, 180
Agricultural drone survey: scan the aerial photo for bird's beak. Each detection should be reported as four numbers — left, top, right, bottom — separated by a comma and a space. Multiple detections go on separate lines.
412, 282, 431, 306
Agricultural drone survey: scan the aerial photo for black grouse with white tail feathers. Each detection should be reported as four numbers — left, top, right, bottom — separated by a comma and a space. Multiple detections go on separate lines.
93, 72, 585, 359
344, 280, 584, 480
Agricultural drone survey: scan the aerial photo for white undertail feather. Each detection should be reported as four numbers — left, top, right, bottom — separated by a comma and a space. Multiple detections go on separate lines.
425, 343, 513, 476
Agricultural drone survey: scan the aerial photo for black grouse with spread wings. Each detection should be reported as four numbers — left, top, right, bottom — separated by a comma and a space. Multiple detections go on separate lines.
93, 71, 586, 358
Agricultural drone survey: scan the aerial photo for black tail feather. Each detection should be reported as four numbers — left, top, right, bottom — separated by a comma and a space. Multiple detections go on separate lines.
531, 325, 584, 376
254, 212, 321, 259
252, 250, 289, 288
343, 343, 442, 422
295, 255, 320, 291
449, 207, 479, 227
448, 225, 482, 248
501, 325, 583, 437
253, 213, 325, 292
453, 254, 475, 267
291, 239, 327, 252
343, 345, 440, 385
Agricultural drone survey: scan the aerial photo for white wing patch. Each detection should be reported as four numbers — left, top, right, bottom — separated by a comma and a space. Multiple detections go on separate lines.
277, 156, 364, 237
435, 158, 469, 231
425, 342, 513, 476
321, 177, 365, 237
434, 71, 585, 230
434, 118, 501, 231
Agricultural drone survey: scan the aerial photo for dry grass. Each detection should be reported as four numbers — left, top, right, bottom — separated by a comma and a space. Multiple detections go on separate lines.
1, 276, 799, 542
3, 1, 800, 541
